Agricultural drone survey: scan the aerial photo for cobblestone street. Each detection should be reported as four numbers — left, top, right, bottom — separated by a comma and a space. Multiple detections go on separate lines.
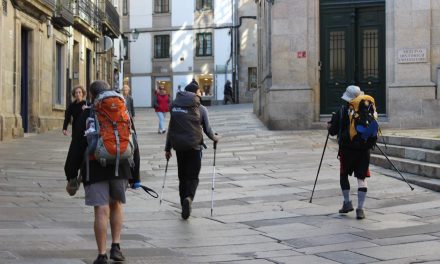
1, 104, 440, 264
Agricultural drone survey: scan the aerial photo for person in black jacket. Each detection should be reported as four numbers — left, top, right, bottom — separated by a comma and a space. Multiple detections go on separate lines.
165, 82, 219, 220
328, 85, 370, 220
68, 80, 141, 264
223, 80, 234, 105
63, 85, 87, 196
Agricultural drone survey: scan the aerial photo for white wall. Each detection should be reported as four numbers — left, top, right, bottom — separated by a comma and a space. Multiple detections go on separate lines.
132, 76, 152, 107
130, 33, 152, 74
173, 75, 194, 99
130, 0, 152, 29
172, 0, 194, 26
172, 31, 194, 73
214, 0, 232, 25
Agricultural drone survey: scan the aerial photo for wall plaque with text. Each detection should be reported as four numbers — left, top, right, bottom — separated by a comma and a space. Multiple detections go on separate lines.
397, 48, 427, 63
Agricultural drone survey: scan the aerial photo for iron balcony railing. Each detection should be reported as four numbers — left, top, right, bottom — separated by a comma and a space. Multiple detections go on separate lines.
98, 0, 120, 36
53, 0, 74, 27
73, 0, 101, 32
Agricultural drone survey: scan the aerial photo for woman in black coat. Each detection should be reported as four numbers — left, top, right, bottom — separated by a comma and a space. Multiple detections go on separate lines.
64, 85, 87, 195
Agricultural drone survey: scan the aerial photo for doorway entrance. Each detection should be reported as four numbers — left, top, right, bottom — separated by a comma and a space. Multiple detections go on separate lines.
320, 1, 386, 114
21, 29, 30, 132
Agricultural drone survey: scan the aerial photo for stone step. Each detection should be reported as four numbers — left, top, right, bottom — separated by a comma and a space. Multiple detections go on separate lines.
374, 166, 440, 192
379, 135, 440, 150
371, 154, 440, 179
372, 143, 440, 164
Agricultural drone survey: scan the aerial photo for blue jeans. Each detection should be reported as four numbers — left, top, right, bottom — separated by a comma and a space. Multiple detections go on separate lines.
156, 112, 166, 131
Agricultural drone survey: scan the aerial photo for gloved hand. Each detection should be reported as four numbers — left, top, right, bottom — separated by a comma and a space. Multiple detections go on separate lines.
131, 182, 141, 189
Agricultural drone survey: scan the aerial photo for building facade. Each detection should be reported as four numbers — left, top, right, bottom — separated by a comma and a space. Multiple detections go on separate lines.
254, 0, 440, 129
0, 0, 120, 141
128, 0, 257, 107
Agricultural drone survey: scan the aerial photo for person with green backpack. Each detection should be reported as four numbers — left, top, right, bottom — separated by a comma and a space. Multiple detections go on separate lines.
328, 85, 379, 220
164, 82, 219, 220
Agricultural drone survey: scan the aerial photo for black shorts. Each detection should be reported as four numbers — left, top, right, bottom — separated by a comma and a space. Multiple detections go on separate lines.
339, 149, 371, 179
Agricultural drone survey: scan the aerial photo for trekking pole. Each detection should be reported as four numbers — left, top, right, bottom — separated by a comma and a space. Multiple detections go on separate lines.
159, 157, 170, 206
309, 130, 330, 203
375, 144, 414, 191
210, 140, 218, 216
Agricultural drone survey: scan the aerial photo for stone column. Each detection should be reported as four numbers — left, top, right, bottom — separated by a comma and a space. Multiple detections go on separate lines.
265, 0, 318, 129
387, 0, 437, 128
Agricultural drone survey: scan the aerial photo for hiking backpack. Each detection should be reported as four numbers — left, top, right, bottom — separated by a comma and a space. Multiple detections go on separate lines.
85, 90, 135, 179
168, 91, 203, 152
347, 94, 379, 149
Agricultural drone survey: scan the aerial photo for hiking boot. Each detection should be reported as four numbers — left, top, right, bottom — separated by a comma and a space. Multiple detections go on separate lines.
338, 201, 354, 214
356, 208, 365, 220
66, 178, 80, 196
93, 254, 108, 264
181, 197, 192, 220
110, 243, 125, 262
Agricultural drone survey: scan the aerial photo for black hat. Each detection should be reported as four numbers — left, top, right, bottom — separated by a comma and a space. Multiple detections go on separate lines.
185, 83, 199, 93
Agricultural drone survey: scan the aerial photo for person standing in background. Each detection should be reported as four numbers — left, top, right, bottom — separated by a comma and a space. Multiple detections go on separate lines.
154, 85, 171, 134
122, 85, 135, 119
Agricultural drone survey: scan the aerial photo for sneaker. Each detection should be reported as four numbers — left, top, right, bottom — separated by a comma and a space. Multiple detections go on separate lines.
93, 254, 108, 264
65, 177, 80, 196
161, 130, 167, 134
110, 243, 125, 262
338, 201, 354, 214
356, 208, 365, 220
181, 197, 192, 220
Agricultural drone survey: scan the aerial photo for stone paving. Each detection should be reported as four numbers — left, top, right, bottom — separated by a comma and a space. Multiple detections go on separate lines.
1, 104, 440, 264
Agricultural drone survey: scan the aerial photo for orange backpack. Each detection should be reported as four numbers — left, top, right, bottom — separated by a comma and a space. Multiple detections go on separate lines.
86, 91, 135, 179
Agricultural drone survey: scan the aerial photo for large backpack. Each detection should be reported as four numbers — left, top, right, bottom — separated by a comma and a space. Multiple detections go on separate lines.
347, 94, 379, 149
85, 90, 135, 180
168, 91, 203, 152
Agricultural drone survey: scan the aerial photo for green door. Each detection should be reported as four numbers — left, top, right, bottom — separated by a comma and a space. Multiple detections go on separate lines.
320, 2, 385, 114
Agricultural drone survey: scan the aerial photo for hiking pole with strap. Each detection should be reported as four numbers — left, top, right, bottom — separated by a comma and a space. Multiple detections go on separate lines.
375, 144, 414, 191
140, 185, 159, 198
159, 158, 170, 206
309, 130, 330, 203
210, 140, 218, 216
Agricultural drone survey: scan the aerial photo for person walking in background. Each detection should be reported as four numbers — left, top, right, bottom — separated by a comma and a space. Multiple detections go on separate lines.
154, 85, 171, 134
122, 85, 135, 119
63, 85, 87, 196
68, 80, 141, 264
223, 80, 234, 105
165, 82, 219, 220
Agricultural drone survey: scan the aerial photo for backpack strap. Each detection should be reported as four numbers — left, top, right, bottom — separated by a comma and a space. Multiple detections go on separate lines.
112, 121, 120, 177
338, 105, 345, 146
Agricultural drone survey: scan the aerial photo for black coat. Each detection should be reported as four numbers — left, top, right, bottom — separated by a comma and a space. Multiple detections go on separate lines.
66, 108, 140, 185
63, 100, 86, 137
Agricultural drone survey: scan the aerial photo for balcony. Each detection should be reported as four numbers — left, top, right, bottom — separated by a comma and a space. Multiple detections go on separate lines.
98, 0, 120, 38
53, 0, 74, 27
11, 0, 56, 21
73, 0, 101, 38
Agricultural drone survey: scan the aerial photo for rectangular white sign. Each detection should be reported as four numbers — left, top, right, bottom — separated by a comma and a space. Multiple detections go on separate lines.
398, 48, 427, 63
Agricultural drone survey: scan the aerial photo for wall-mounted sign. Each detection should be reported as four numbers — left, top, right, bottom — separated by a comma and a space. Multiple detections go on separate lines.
297, 51, 307, 59
398, 48, 427, 63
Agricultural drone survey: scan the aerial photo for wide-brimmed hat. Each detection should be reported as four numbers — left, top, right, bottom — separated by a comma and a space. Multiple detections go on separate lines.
341, 85, 363, 102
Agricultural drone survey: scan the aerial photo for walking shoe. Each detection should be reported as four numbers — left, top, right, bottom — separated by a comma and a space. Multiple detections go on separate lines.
161, 129, 167, 134
65, 177, 80, 196
93, 254, 108, 264
181, 197, 192, 220
338, 201, 354, 214
356, 208, 365, 220
110, 243, 125, 262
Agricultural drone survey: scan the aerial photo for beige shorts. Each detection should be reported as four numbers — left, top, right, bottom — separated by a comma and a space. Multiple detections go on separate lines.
84, 179, 129, 206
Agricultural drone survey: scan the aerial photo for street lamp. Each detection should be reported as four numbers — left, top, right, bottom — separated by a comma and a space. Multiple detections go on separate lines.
130, 29, 140, 42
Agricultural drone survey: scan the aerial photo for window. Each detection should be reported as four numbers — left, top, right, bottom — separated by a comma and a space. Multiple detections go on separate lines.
196, 0, 212, 10
196, 33, 212, 57
154, 0, 169, 13
2, 0, 7, 15
248, 67, 257, 90
54, 43, 64, 105
123, 0, 128, 15
154, 35, 170, 59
